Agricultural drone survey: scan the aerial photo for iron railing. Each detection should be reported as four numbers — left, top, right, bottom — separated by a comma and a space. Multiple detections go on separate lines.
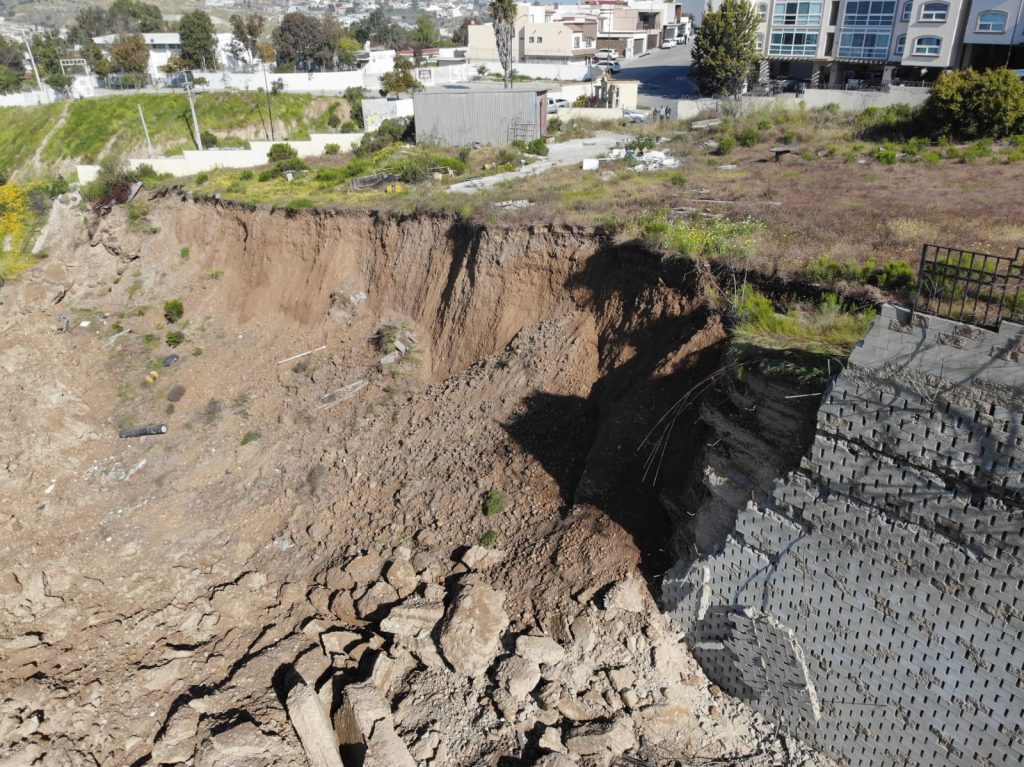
911, 244, 1024, 329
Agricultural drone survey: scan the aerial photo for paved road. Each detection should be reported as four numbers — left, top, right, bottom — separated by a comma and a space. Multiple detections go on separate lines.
617, 43, 698, 114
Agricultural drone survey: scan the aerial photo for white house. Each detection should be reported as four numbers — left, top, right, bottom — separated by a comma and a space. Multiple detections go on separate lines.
92, 32, 250, 82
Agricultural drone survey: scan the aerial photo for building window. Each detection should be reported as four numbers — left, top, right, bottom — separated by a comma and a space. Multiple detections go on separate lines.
842, 0, 896, 26
976, 10, 1007, 32
901, 1, 912, 21
913, 34, 941, 54
537, 36, 543, 42
769, 30, 819, 55
529, 35, 535, 42
918, 2, 947, 21
894, 33, 905, 54
756, 33, 765, 50
756, 3, 768, 19
772, 1, 824, 27
838, 30, 891, 57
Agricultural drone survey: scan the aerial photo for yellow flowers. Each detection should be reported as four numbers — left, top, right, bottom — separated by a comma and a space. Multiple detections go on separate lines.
0, 182, 30, 253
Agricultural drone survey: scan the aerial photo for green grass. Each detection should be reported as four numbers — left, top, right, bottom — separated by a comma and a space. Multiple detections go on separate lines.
241, 430, 261, 445
483, 489, 506, 517
480, 529, 500, 547
641, 210, 764, 260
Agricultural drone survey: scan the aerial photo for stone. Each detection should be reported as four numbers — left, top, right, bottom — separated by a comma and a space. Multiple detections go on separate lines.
356, 581, 399, 618
515, 635, 566, 665
570, 615, 595, 651
324, 567, 355, 593
336, 682, 415, 767
565, 717, 637, 762
345, 553, 384, 585
210, 721, 274, 756
0, 573, 22, 596
379, 598, 444, 638
460, 546, 506, 571
438, 580, 508, 678
285, 680, 344, 767
603, 578, 647, 613
537, 726, 567, 753
490, 688, 518, 721
370, 647, 417, 695
329, 591, 357, 622
150, 706, 200, 764
320, 629, 362, 656
384, 560, 419, 598
607, 667, 635, 691
495, 655, 541, 699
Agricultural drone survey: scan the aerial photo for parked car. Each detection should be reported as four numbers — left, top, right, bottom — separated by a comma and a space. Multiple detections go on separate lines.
623, 109, 647, 123
546, 96, 570, 114
659, 39, 676, 49
595, 48, 619, 60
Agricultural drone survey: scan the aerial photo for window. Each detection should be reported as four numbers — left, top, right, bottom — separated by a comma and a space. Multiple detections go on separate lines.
919, 2, 947, 21
772, 1, 824, 27
901, 1, 912, 21
537, 36, 543, 42
838, 30, 891, 57
529, 35, 535, 42
913, 35, 941, 54
769, 30, 819, 55
976, 11, 1007, 32
756, 3, 768, 19
894, 33, 906, 54
843, 0, 896, 26
756, 33, 765, 50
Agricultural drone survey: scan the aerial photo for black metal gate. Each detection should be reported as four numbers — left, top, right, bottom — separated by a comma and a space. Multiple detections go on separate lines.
911, 244, 1024, 329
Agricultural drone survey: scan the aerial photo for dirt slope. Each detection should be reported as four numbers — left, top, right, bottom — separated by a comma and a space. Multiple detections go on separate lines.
0, 193, 829, 766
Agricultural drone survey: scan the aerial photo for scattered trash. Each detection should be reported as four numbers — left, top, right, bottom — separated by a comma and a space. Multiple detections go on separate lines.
57, 316, 69, 333
124, 459, 147, 481
350, 292, 368, 305
316, 379, 369, 411
607, 148, 626, 160
144, 370, 160, 385
162, 354, 180, 367
52, 283, 72, 304
599, 171, 616, 182
167, 385, 186, 402
105, 328, 132, 346
277, 345, 327, 365
631, 150, 680, 172
79, 320, 91, 328
717, 164, 738, 171
702, 140, 720, 152
273, 535, 295, 551
581, 158, 600, 171
495, 199, 532, 209
45, 482, 56, 495
118, 424, 168, 438
691, 118, 722, 130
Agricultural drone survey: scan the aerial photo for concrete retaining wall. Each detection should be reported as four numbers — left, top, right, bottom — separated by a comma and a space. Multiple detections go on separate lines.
471, 60, 590, 81
557, 106, 623, 122
663, 303, 1024, 767
190, 70, 364, 94
675, 86, 931, 120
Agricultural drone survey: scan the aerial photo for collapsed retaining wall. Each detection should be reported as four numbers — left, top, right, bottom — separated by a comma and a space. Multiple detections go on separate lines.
664, 303, 1024, 767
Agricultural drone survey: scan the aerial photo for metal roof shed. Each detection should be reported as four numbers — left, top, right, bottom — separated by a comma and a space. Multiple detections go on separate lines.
413, 87, 548, 147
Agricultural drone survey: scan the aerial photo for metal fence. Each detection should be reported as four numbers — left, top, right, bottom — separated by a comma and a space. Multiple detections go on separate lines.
911, 244, 1024, 328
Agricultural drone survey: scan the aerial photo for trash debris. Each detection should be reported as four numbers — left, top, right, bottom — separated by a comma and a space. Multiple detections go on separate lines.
316, 380, 368, 411
105, 329, 132, 346
118, 424, 168, 438
350, 292, 368, 305
79, 320, 91, 328
278, 345, 327, 365
57, 316, 69, 333
144, 370, 160, 385
581, 158, 599, 171
495, 199, 532, 209
52, 283, 72, 304
717, 164, 738, 171
167, 385, 186, 402
691, 118, 722, 130
631, 150, 680, 172
162, 354, 180, 367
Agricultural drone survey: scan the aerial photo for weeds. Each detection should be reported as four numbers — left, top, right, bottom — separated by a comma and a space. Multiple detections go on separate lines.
166, 330, 185, 348
480, 529, 499, 547
483, 489, 506, 517
241, 430, 261, 445
641, 210, 763, 260
163, 299, 184, 323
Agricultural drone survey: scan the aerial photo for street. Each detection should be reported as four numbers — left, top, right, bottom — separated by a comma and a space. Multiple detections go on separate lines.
616, 42, 698, 113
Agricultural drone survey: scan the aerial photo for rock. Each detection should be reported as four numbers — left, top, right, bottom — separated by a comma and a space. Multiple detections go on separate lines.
345, 553, 384, 586
515, 635, 566, 665
336, 683, 415, 767
210, 721, 274, 756
324, 567, 355, 593
603, 578, 647, 613
329, 591, 357, 622
151, 706, 200, 764
0, 572, 22, 596
379, 598, 444, 638
534, 754, 576, 767
607, 667, 635, 691
537, 725, 567, 753
320, 629, 362, 656
565, 717, 637, 763
460, 546, 506, 571
384, 560, 419, 598
356, 581, 399, 618
570, 615, 595, 651
557, 692, 602, 723
438, 580, 508, 678
489, 688, 518, 721
494, 655, 541, 700
370, 647, 417, 695
285, 679, 344, 767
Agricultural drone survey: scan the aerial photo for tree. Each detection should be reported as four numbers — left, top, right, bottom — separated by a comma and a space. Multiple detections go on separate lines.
68, 6, 110, 46
691, 0, 760, 96
108, 0, 164, 33
337, 35, 361, 68
351, 9, 409, 50
489, 0, 517, 88
111, 33, 150, 84
179, 10, 217, 70
229, 13, 265, 68
925, 68, 1024, 139
273, 12, 335, 72
411, 15, 437, 53
0, 35, 24, 94
379, 57, 422, 95
30, 31, 74, 91
452, 18, 477, 45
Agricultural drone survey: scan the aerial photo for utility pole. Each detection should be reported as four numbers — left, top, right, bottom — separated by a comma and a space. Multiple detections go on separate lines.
1007, 2, 1023, 68
262, 60, 275, 141
184, 80, 204, 150
22, 34, 49, 104
138, 103, 154, 157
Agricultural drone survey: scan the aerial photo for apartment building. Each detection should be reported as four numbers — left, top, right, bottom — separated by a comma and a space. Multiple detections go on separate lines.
753, 0, 1024, 85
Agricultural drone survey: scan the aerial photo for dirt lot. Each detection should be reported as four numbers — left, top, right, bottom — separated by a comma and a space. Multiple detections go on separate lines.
0, 194, 833, 766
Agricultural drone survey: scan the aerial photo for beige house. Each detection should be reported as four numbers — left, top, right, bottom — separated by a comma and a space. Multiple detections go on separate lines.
468, 4, 599, 63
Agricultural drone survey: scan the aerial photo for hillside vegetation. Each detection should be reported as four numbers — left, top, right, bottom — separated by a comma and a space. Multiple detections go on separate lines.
0, 91, 344, 179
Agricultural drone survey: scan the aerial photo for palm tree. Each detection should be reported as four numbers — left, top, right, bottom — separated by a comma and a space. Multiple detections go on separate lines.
489, 0, 517, 89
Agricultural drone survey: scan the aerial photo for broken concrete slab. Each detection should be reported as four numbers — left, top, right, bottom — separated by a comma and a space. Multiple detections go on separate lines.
438, 580, 508, 678
336, 682, 415, 767
285, 679, 344, 767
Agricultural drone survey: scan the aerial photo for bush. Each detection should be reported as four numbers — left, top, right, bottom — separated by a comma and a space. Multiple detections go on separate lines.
166, 330, 185, 348
483, 489, 506, 516
642, 210, 763, 260
341, 120, 359, 133
258, 158, 309, 181
194, 172, 209, 185
480, 529, 499, 547
81, 156, 131, 203
286, 198, 314, 211
855, 103, 918, 140
716, 134, 737, 155
960, 139, 993, 163
163, 299, 184, 323
626, 134, 657, 152
200, 130, 219, 148
327, 112, 341, 129
548, 116, 563, 133
873, 144, 899, 165
920, 149, 941, 164
496, 147, 519, 166
241, 430, 261, 445
238, 170, 254, 181
324, 143, 341, 156
133, 164, 159, 181
526, 137, 548, 156
804, 256, 876, 284
879, 259, 916, 292
926, 68, 1024, 139
355, 117, 412, 157
735, 127, 761, 147
267, 143, 299, 163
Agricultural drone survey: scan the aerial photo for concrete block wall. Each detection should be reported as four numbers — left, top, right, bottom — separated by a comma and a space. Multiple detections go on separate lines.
663, 303, 1024, 767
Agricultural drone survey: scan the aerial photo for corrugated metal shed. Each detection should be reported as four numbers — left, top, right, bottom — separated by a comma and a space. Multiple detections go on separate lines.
413, 88, 548, 146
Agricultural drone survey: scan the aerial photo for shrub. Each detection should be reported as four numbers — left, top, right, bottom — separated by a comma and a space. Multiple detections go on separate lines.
920, 149, 941, 164
483, 489, 506, 516
480, 529, 499, 547
355, 117, 412, 156
925, 68, 1024, 139
526, 137, 548, 156
238, 170, 254, 181
200, 130, 219, 148
496, 147, 519, 166
716, 134, 737, 155
804, 256, 876, 284
735, 127, 761, 147
642, 210, 763, 260
324, 143, 341, 156
327, 112, 341, 129
286, 198, 314, 211
166, 330, 185, 348
548, 116, 563, 132
267, 143, 299, 163
241, 430, 261, 445
879, 259, 916, 292
81, 156, 131, 203
194, 172, 209, 185
341, 120, 358, 133
873, 144, 899, 165
960, 139, 993, 163
179, 247, 190, 259
163, 299, 184, 323
133, 164, 159, 182
626, 134, 657, 152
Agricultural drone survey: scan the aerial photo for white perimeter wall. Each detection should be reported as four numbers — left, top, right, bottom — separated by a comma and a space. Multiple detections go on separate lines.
77, 133, 364, 183
190, 70, 365, 93
675, 86, 931, 119
472, 60, 590, 81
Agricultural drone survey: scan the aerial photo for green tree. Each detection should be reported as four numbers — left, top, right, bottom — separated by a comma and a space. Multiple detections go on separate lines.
68, 6, 110, 46
925, 68, 1024, 139
179, 10, 217, 70
411, 15, 437, 52
379, 57, 422, 95
111, 33, 150, 84
29, 31, 74, 91
452, 18, 476, 45
691, 0, 760, 96
337, 35, 361, 68
0, 35, 24, 93
273, 12, 335, 72
489, 0, 517, 88
351, 9, 409, 50
229, 13, 265, 68
108, 0, 164, 33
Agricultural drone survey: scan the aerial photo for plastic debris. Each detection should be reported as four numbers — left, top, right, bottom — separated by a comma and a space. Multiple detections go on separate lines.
118, 424, 168, 438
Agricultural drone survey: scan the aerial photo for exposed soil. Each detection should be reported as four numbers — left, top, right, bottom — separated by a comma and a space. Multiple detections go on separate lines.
0, 194, 831, 766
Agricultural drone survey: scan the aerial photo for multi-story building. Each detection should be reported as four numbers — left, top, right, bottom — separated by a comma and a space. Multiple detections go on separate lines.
753, 0, 1024, 85
92, 33, 251, 82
